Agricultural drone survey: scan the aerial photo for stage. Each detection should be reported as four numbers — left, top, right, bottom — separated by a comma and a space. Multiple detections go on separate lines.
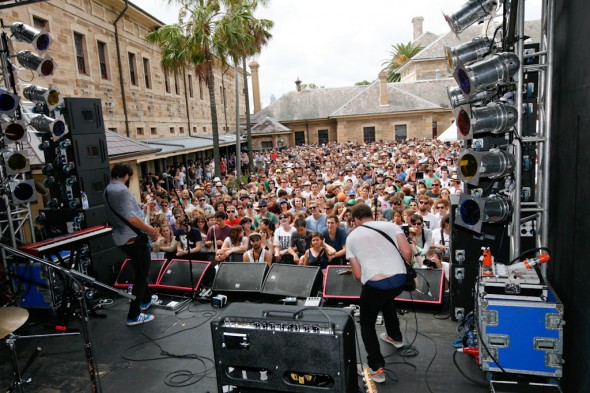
0, 296, 489, 393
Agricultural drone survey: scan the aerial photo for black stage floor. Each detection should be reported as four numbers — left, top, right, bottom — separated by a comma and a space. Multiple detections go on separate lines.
0, 296, 491, 393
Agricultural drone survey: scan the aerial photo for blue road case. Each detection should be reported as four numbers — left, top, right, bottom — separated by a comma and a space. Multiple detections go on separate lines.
477, 285, 564, 377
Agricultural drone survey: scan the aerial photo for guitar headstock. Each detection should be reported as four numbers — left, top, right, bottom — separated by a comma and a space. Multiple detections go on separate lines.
362, 367, 378, 393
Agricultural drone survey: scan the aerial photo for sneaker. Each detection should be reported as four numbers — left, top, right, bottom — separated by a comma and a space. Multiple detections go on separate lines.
356, 363, 385, 384
380, 332, 405, 348
140, 295, 159, 311
127, 313, 155, 326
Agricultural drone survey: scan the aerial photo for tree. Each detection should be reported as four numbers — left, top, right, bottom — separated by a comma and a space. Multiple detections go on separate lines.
355, 80, 371, 86
381, 41, 423, 82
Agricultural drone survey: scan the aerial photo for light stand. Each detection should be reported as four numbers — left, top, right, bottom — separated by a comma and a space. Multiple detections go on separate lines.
0, 242, 135, 393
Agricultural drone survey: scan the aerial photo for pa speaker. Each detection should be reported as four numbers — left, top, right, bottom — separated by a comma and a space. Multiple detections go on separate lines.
261, 264, 322, 298
396, 268, 445, 304
211, 302, 358, 393
212, 262, 268, 295
323, 266, 361, 301
156, 259, 213, 291
114, 258, 169, 289
63, 97, 105, 135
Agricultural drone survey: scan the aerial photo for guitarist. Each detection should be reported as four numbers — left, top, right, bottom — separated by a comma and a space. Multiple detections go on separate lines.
346, 203, 412, 383
105, 164, 159, 326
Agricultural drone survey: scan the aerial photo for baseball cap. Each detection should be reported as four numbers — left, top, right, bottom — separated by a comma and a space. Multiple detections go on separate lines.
249, 232, 262, 239
215, 182, 222, 186
258, 199, 268, 207
347, 190, 356, 196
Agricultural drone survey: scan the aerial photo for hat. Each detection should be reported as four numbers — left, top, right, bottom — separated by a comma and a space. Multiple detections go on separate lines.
249, 232, 262, 239
438, 157, 447, 165
279, 198, 288, 205
215, 182, 222, 186
451, 174, 460, 181
276, 169, 282, 173
258, 199, 268, 207
303, 181, 312, 186
347, 190, 356, 196
395, 163, 402, 168
332, 180, 342, 187
347, 199, 356, 206
213, 177, 221, 182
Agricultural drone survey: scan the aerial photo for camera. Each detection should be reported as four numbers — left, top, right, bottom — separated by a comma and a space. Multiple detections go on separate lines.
401, 223, 410, 237
423, 258, 438, 268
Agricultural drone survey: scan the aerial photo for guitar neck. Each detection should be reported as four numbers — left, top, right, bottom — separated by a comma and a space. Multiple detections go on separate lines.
363, 367, 378, 393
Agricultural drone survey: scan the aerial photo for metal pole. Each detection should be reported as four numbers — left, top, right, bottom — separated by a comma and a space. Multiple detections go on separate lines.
235, 61, 241, 181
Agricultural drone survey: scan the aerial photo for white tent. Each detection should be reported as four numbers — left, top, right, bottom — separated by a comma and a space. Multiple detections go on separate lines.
437, 122, 458, 142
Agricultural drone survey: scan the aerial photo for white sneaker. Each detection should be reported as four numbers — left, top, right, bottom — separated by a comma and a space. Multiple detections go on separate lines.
356, 363, 385, 384
380, 332, 405, 348
127, 313, 155, 326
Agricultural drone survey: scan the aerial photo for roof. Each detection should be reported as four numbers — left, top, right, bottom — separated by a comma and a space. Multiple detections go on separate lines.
251, 86, 366, 123
251, 115, 292, 134
138, 133, 241, 156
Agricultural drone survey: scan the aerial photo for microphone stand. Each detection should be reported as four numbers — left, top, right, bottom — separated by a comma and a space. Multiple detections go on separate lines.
170, 187, 198, 313
0, 242, 135, 393
373, 193, 379, 221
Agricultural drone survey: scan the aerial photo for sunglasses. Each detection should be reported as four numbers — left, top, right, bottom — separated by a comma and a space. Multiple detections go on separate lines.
280, 215, 289, 219
393, 202, 402, 206
237, 207, 244, 210
437, 205, 445, 209
419, 201, 429, 205
161, 204, 168, 207
308, 206, 317, 210
199, 198, 206, 201
432, 184, 441, 187
227, 210, 236, 213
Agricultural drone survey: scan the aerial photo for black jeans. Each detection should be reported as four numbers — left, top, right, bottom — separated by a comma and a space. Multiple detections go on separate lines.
359, 283, 404, 370
121, 238, 152, 319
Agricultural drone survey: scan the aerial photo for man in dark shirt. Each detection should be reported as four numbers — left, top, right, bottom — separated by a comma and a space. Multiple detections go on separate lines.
206, 211, 231, 250
288, 219, 312, 265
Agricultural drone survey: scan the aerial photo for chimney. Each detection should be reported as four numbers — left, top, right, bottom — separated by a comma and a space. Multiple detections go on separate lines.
411, 16, 424, 41
295, 77, 302, 92
378, 70, 389, 106
249, 61, 261, 113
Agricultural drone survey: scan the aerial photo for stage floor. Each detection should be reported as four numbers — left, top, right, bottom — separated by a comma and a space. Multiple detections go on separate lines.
0, 296, 490, 393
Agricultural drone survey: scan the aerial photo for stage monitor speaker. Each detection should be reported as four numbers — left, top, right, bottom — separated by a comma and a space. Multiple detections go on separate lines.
114, 258, 169, 288
261, 264, 322, 298
90, 246, 129, 285
212, 262, 268, 295
322, 266, 445, 304
63, 97, 105, 135
211, 302, 358, 393
323, 266, 360, 301
156, 259, 214, 291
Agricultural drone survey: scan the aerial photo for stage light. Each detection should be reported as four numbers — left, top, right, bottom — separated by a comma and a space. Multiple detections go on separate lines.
2, 119, 27, 143
0, 88, 20, 116
456, 102, 517, 139
29, 114, 67, 139
458, 148, 515, 186
2, 150, 30, 175
10, 22, 52, 52
455, 193, 512, 233
7, 179, 37, 204
444, 37, 493, 72
41, 163, 55, 175
443, 0, 499, 35
43, 176, 57, 187
455, 53, 520, 96
16, 51, 56, 79
22, 84, 62, 111
447, 86, 491, 111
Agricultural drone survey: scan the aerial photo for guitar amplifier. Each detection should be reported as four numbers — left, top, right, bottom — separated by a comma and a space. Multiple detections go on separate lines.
211, 302, 358, 393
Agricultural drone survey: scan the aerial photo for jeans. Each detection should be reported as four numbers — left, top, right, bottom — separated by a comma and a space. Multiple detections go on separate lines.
121, 237, 152, 319
359, 282, 404, 370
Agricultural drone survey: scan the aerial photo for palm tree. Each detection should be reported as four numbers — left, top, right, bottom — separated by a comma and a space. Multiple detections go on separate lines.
382, 41, 423, 82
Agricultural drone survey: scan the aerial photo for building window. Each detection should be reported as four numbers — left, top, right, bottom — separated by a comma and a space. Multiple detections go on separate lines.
170, 127, 175, 134
174, 71, 180, 95
73, 32, 87, 75
432, 121, 438, 138
32, 16, 47, 30
193, 126, 197, 134
150, 127, 157, 135
164, 69, 170, 93
318, 129, 329, 145
395, 124, 407, 142
179, 127, 185, 134
363, 126, 376, 143
137, 127, 144, 135
143, 58, 151, 89
188, 75, 193, 98
261, 141, 273, 150
199, 78, 204, 99
203, 126, 207, 133
295, 131, 305, 146
97, 41, 108, 80
128, 53, 137, 86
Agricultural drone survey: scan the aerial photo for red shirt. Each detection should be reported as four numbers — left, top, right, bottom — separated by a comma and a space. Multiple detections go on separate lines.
225, 218, 241, 226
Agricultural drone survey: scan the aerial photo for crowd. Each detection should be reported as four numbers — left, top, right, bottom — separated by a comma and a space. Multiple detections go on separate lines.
137, 138, 461, 281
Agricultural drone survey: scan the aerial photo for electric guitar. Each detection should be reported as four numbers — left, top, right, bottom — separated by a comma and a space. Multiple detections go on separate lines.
362, 367, 378, 393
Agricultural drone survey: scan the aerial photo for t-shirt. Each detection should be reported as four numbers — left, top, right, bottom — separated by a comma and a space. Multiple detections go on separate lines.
290, 230, 313, 255
305, 214, 327, 233
206, 225, 231, 244
273, 226, 296, 251
175, 226, 202, 251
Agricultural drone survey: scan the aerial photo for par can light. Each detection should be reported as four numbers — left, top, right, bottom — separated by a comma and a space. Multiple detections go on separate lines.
0, 88, 20, 116
8, 179, 37, 204
458, 148, 515, 186
16, 51, 56, 79
456, 193, 512, 233
444, 0, 499, 35
2, 119, 27, 143
444, 37, 493, 72
22, 84, 62, 111
10, 23, 52, 52
447, 86, 491, 110
30, 114, 67, 139
456, 102, 517, 139
3, 150, 30, 175
455, 52, 520, 95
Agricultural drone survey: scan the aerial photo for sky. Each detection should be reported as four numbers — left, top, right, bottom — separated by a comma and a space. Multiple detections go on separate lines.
134, 0, 542, 109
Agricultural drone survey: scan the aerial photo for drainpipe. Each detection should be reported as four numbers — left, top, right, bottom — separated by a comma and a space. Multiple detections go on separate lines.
183, 68, 192, 136
114, 0, 130, 137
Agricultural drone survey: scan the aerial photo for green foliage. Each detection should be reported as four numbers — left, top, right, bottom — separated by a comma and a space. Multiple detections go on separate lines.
354, 80, 371, 86
381, 41, 423, 83
301, 83, 324, 90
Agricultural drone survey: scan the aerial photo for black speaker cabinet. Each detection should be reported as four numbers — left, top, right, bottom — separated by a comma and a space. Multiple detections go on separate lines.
261, 264, 322, 298
63, 97, 105, 135
89, 246, 129, 285
78, 168, 110, 207
213, 262, 268, 295
211, 302, 358, 393
156, 259, 214, 291
323, 266, 360, 302
114, 258, 170, 288
69, 133, 109, 171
